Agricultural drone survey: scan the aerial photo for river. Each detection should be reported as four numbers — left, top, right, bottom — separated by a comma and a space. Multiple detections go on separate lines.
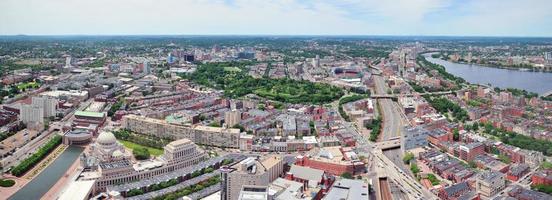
9, 146, 84, 200
423, 53, 552, 95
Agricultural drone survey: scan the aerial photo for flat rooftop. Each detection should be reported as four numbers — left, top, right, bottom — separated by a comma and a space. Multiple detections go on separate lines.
58, 180, 96, 200
194, 125, 241, 133
74, 111, 105, 118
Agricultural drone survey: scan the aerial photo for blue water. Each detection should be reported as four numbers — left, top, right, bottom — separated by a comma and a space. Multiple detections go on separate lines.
9, 146, 84, 200
424, 54, 552, 95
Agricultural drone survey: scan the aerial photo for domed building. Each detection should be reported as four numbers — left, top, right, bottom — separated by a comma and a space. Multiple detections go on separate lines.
62, 129, 93, 145
88, 131, 129, 162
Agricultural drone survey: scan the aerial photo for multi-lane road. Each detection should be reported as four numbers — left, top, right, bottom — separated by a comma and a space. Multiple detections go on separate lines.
1, 98, 93, 172
373, 75, 405, 141
373, 74, 413, 172
370, 74, 441, 199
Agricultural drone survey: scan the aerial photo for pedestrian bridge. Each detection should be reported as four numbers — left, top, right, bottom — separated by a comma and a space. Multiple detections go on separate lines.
373, 138, 401, 150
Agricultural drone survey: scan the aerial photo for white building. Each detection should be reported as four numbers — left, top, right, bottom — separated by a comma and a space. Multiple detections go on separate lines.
545, 52, 552, 61
65, 56, 72, 67
32, 96, 58, 117
221, 156, 284, 200
20, 104, 44, 124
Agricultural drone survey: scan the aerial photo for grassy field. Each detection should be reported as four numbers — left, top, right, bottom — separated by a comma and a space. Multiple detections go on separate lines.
223, 67, 242, 72
17, 81, 40, 90
119, 140, 164, 156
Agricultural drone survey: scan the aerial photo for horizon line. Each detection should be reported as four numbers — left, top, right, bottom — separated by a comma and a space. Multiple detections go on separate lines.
1, 34, 552, 38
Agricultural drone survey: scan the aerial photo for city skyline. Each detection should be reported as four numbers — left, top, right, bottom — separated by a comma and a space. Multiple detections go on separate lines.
1, 0, 552, 37
1, 1, 552, 199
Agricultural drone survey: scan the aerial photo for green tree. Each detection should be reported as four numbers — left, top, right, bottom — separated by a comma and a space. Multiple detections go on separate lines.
403, 152, 415, 164
541, 161, 552, 169
0, 179, 15, 187
532, 184, 552, 195
340, 172, 353, 179
453, 128, 460, 141
127, 189, 144, 197
468, 161, 477, 169
410, 163, 420, 174
133, 147, 150, 160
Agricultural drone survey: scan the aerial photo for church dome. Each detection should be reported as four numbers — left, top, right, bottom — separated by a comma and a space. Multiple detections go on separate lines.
112, 150, 124, 158
97, 131, 117, 146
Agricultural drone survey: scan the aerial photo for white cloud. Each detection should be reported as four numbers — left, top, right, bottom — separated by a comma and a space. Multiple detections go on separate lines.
0, 0, 550, 36
439, 0, 552, 36
336, 0, 453, 23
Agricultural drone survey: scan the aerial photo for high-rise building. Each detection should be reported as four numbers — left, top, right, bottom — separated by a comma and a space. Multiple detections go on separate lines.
313, 55, 320, 68
143, 60, 150, 74
237, 52, 255, 59
545, 52, 552, 60
65, 56, 72, 67
212, 44, 221, 53
167, 53, 175, 64
20, 104, 44, 124
224, 110, 241, 128
545, 52, 552, 64
184, 54, 195, 62
220, 156, 284, 200
32, 96, 58, 117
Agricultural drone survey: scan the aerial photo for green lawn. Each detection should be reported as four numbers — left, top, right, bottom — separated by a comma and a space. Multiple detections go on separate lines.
17, 81, 40, 90
223, 67, 242, 72
119, 140, 164, 156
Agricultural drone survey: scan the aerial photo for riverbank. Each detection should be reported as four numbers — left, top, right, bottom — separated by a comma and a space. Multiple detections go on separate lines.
40, 152, 83, 200
23, 145, 67, 180
423, 53, 552, 95
8, 146, 84, 200
431, 53, 552, 73
453, 60, 551, 72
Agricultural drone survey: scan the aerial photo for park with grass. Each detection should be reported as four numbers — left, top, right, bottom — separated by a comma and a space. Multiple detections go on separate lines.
119, 140, 164, 158
181, 62, 344, 104
112, 129, 167, 159
16, 81, 40, 90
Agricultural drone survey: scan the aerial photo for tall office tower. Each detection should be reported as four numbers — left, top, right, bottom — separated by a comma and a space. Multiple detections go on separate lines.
143, 60, 150, 74
545, 52, 552, 63
65, 56, 72, 67
20, 104, 44, 124
212, 44, 221, 53
220, 156, 284, 200
313, 55, 320, 68
167, 53, 175, 64
398, 52, 406, 76
32, 96, 58, 117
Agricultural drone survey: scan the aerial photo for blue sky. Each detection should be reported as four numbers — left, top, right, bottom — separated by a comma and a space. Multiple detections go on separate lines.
1, 0, 551, 36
